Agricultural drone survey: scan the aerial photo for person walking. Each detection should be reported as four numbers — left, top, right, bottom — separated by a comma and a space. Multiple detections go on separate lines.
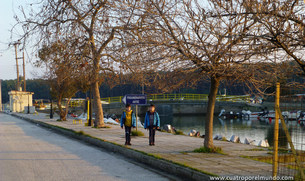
121, 104, 136, 145
144, 104, 160, 146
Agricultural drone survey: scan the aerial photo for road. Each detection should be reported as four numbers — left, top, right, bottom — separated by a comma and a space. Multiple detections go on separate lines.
0, 113, 175, 181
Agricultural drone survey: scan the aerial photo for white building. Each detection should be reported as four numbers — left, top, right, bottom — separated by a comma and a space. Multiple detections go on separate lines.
8, 90, 34, 112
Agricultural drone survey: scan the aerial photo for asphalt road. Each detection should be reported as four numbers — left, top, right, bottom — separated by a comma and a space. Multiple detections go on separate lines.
0, 113, 175, 181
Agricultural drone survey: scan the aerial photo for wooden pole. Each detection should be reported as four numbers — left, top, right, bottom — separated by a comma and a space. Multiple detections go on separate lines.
136, 105, 138, 131
273, 82, 280, 178
23, 51, 26, 92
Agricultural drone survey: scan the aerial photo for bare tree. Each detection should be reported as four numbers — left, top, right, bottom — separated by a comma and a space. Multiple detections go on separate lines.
244, 1, 305, 74
128, 0, 275, 148
13, 0, 141, 127
37, 38, 90, 120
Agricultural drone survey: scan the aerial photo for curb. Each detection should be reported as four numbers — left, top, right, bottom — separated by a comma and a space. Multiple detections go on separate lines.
9, 113, 212, 181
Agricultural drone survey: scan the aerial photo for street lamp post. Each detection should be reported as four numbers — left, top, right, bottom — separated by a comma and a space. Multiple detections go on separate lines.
50, 88, 53, 119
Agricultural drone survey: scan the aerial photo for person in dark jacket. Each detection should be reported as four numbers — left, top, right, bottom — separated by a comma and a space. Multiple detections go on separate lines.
120, 104, 136, 145
144, 104, 160, 146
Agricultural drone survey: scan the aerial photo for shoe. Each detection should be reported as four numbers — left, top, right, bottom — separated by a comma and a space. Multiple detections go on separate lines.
125, 142, 128, 145
152, 143, 155, 146
149, 143, 152, 146
128, 143, 132, 145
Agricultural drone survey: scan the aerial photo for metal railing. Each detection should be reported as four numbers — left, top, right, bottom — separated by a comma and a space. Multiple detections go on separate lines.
100, 93, 250, 104
101, 96, 123, 104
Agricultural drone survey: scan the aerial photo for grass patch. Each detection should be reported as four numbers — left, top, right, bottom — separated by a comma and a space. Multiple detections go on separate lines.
193, 146, 223, 154
147, 153, 163, 159
241, 155, 273, 164
92, 126, 111, 129
245, 148, 265, 151
180, 151, 189, 155
131, 130, 144, 136
267, 148, 290, 154
278, 148, 290, 154
221, 137, 228, 141
76, 130, 85, 135
102, 126, 111, 128
56, 119, 62, 122
174, 130, 185, 135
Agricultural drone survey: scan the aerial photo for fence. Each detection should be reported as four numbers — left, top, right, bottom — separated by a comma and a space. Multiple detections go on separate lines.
67, 99, 85, 108
273, 83, 305, 180
100, 93, 251, 104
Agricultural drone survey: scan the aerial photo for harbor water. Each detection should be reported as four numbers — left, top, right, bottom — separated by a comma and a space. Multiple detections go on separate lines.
158, 115, 305, 150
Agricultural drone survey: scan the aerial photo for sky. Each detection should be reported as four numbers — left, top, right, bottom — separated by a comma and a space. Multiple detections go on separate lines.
0, 0, 42, 80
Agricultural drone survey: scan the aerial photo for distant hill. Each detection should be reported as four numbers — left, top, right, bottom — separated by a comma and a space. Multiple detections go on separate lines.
4, 76, 303, 103
1, 79, 51, 103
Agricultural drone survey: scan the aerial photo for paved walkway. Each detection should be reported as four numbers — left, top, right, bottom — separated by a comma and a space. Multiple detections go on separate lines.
11, 112, 277, 177
0, 113, 174, 181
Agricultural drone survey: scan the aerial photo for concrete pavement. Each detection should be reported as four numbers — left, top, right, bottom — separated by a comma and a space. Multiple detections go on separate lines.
7, 112, 292, 180
0, 113, 177, 181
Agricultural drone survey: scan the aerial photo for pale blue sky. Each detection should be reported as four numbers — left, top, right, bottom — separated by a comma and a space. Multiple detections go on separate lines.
0, 0, 41, 80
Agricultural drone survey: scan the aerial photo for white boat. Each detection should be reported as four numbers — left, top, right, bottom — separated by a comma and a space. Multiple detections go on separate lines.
282, 111, 303, 120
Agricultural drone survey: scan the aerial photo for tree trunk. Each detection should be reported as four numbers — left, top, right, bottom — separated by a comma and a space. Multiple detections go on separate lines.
204, 76, 220, 148
92, 81, 104, 127
64, 98, 71, 120
57, 97, 66, 121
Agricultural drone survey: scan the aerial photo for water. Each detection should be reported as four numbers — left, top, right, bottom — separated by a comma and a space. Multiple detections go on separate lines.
159, 115, 305, 149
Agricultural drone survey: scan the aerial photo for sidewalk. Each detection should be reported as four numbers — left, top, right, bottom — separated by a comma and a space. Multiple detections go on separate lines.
10, 112, 279, 178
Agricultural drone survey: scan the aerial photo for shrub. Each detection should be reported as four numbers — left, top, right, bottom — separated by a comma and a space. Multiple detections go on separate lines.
131, 130, 144, 136
175, 130, 185, 135
193, 146, 223, 154
221, 137, 228, 141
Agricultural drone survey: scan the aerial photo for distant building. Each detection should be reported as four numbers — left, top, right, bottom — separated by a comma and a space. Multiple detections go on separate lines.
8, 90, 34, 112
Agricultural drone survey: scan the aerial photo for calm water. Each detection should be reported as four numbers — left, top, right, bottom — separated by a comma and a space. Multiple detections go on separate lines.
158, 115, 305, 150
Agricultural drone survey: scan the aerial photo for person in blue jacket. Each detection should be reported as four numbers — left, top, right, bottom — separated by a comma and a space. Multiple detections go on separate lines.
120, 104, 136, 145
144, 104, 160, 146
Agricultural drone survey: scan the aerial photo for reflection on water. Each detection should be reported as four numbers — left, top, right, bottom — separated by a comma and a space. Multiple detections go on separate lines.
159, 115, 305, 150
266, 125, 289, 148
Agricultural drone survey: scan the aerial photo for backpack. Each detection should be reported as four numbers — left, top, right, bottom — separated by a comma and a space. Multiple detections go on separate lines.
122, 110, 133, 125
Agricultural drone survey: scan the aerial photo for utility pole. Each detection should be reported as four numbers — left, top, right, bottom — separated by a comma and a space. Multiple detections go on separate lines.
14, 43, 20, 91
23, 51, 26, 92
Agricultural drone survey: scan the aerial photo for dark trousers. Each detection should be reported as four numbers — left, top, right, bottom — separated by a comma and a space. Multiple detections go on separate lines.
125, 126, 131, 144
148, 126, 156, 144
